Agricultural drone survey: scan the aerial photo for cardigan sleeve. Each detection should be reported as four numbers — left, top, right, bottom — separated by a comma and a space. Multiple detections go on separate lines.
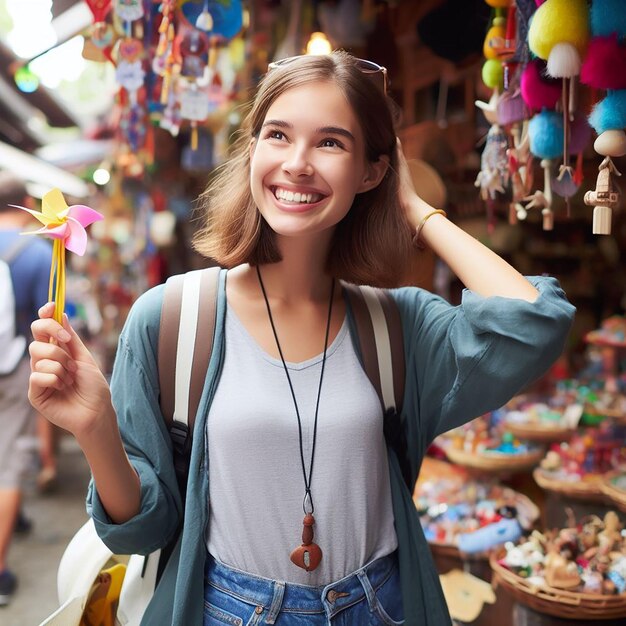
393, 276, 575, 444
86, 284, 184, 556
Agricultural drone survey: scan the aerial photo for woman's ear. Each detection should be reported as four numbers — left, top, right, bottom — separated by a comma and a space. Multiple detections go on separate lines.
357, 155, 390, 193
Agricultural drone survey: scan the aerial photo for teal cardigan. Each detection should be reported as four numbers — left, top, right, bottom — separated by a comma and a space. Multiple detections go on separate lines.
87, 272, 575, 625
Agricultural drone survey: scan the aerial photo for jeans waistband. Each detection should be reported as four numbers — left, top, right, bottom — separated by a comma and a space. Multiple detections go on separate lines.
204, 551, 398, 617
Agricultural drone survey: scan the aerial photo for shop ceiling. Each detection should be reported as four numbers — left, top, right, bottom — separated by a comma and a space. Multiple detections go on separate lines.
0, 0, 85, 153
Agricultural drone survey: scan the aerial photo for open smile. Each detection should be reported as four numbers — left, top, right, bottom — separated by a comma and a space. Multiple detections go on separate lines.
270, 186, 327, 210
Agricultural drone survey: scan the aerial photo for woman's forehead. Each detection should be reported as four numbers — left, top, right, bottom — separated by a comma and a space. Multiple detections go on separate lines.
263, 81, 361, 132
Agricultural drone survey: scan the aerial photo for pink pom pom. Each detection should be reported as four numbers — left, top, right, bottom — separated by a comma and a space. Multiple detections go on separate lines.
521, 59, 561, 111
581, 35, 626, 90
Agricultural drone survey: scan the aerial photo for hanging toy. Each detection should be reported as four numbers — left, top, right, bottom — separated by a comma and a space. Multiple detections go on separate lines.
525, 110, 564, 230
114, 0, 144, 22
83, 1, 115, 63
507, 121, 533, 223
12, 190, 103, 325
177, 27, 210, 151
474, 0, 513, 233
528, 0, 590, 184
581, 0, 626, 235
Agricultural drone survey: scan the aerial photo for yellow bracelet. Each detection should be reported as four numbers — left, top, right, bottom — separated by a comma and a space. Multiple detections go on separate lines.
413, 209, 447, 248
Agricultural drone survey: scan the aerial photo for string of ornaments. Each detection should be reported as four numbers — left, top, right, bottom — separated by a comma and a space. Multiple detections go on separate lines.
475, 0, 625, 235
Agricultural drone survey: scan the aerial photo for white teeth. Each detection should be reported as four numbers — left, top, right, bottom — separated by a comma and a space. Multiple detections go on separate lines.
274, 187, 321, 204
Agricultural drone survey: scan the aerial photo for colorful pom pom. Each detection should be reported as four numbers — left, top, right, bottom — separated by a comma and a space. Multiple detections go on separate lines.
590, 0, 626, 38
529, 110, 564, 159
581, 35, 626, 90
485, 0, 511, 6
528, 0, 590, 62
588, 89, 626, 134
482, 59, 504, 90
546, 42, 583, 78
521, 59, 561, 111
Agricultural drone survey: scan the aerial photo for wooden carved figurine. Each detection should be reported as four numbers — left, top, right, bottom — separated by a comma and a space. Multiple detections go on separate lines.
584, 157, 622, 235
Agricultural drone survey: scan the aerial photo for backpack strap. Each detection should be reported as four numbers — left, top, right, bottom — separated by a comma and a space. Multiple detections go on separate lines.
343, 283, 412, 490
158, 267, 221, 492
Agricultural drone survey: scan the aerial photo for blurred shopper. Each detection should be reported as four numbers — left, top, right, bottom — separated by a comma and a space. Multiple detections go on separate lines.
0, 171, 52, 606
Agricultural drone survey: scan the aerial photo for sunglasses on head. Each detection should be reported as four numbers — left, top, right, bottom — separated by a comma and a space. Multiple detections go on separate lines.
267, 55, 388, 96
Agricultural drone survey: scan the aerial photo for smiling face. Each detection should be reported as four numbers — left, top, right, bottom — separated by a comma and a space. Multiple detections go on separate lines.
250, 80, 386, 244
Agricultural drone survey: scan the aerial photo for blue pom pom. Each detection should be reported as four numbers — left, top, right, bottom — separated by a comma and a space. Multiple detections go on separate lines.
591, 0, 626, 37
588, 89, 626, 133
529, 110, 564, 159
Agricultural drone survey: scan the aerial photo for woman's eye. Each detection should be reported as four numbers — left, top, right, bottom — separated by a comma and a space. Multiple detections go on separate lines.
267, 130, 285, 140
321, 138, 343, 149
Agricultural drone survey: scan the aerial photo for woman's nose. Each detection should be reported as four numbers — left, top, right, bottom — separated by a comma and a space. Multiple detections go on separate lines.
282, 146, 314, 177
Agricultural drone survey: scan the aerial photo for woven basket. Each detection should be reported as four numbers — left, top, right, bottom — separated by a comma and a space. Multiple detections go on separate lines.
600, 471, 626, 514
533, 468, 608, 503
506, 421, 576, 443
490, 551, 626, 620
445, 445, 544, 473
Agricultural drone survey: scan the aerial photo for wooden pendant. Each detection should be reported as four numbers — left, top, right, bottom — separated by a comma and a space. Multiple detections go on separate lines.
290, 513, 322, 571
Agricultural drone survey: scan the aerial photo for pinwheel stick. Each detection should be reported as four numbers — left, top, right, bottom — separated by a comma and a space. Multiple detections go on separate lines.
50, 239, 66, 324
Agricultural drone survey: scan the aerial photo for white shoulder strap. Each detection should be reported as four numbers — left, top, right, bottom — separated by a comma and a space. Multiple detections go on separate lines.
172, 270, 204, 428
359, 285, 396, 412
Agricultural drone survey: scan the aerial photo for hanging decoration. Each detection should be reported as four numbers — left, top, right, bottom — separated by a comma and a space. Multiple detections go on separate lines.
79, 0, 246, 175
527, 0, 590, 189
475, 0, 518, 233
581, 0, 626, 235
12, 189, 103, 325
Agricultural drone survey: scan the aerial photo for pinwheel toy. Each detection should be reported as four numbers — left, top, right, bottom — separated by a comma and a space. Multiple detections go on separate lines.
12, 189, 103, 324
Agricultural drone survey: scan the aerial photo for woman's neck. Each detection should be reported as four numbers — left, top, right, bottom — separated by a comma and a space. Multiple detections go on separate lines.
255, 233, 334, 303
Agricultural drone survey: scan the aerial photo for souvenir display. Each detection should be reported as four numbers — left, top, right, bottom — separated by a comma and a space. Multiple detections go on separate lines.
501, 393, 581, 442
533, 426, 626, 502
414, 459, 539, 557
439, 414, 545, 473
491, 512, 626, 620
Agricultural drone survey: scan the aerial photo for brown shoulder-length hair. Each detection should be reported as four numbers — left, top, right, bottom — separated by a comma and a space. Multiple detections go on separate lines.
192, 50, 413, 288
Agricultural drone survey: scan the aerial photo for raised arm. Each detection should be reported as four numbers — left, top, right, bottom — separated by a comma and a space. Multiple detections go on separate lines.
397, 141, 538, 303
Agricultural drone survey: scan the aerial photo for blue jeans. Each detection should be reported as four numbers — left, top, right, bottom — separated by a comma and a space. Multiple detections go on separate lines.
203, 552, 405, 626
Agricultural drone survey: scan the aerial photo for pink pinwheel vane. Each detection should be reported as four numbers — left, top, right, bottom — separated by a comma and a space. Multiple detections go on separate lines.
12, 188, 103, 323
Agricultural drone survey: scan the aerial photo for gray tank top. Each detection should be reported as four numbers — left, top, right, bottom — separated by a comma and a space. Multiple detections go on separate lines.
205, 304, 398, 585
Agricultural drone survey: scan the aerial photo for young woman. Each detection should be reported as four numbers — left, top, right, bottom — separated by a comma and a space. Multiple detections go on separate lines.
28, 52, 574, 626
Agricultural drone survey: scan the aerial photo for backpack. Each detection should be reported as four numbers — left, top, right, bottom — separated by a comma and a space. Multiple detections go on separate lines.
0, 238, 31, 376
43, 267, 410, 626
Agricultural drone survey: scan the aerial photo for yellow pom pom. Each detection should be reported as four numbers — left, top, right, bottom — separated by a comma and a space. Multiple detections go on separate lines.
482, 59, 504, 89
528, 0, 589, 61
484, 24, 506, 60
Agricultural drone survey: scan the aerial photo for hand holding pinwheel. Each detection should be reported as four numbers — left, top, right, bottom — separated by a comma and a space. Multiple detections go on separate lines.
12, 188, 103, 324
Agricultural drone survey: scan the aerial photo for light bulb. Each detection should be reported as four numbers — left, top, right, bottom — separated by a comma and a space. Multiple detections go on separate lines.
306, 32, 332, 56
93, 167, 111, 186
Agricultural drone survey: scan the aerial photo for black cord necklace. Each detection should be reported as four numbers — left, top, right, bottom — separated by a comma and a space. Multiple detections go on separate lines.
256, 265, 335, 572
